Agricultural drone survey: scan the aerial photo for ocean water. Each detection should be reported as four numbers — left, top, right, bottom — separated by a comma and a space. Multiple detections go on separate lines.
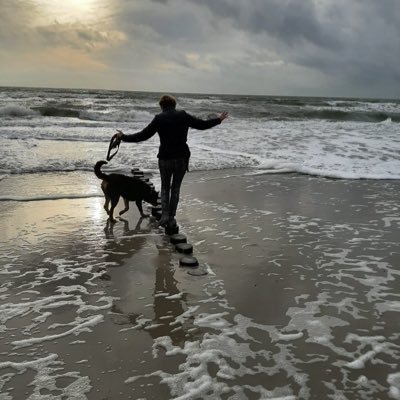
1, 87, 400, 399
0, 86, 399, 183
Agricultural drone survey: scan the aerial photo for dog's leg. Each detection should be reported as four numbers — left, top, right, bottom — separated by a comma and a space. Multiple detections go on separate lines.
136, 200, 149, 218
119, 197, 129, 216
104, 195, 110, 215
109, 195, 120, 223
101, 181, 110, 215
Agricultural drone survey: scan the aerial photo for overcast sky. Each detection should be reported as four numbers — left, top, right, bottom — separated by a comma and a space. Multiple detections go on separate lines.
1, 0, 399, 98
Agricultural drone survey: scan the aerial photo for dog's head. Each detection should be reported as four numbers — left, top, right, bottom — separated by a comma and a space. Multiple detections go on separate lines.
147, 189, 159, 206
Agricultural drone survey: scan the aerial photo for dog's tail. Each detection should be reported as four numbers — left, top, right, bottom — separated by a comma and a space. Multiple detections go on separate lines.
94, 160, 109, 180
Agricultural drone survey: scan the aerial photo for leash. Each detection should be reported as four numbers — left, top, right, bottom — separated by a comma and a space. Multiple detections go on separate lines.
106, 131, 122, 161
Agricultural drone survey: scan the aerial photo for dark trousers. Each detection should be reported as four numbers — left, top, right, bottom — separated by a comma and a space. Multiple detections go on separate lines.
158, 158, 187, 218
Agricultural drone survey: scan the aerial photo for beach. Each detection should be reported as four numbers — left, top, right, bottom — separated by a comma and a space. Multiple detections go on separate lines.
1, 0, 400, 395
1, 169, 399, 399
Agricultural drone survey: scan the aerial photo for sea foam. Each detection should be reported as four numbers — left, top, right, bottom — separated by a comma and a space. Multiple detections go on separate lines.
1, 88, 399, 179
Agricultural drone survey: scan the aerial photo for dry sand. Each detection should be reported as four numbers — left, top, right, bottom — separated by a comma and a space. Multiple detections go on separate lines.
0, 170, 399, 399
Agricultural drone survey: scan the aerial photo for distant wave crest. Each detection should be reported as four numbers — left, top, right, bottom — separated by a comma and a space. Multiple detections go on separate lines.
0, 104, 153, 122
272, 109, 400, 123
33, 106, 80, 118
0, 105, 38, 117
2, 101, 399, 124
79, 109, 153, 122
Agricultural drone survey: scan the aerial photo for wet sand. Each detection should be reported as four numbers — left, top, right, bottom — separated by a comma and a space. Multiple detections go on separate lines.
0, 170, 399, 399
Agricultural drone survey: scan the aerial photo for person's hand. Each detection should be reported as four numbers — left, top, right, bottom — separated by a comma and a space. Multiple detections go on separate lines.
115, 129, 124, 139
219, 111, 228, 122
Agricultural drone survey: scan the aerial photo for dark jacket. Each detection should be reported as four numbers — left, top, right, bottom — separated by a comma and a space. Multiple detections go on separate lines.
121, 108, 221, 159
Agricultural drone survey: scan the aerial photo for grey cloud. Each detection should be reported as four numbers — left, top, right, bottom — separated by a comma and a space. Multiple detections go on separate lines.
114, 1, 207, 45
188, 0, 400, 93
0, 0, 38, 48
35, 23, 121, 51
291, 1, 400, 88
189, 0, 343, 49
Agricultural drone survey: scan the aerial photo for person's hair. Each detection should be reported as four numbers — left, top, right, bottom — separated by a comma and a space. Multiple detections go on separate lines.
159, 95, 176, 110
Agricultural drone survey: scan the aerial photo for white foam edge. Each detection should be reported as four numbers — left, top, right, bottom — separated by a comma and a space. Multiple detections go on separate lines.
0, 193, 103, 202
203, 263, 216, 276
0, 353, 58, 371
345, 344, 385, 369
249, 164, 400, 180
388, 372, 400, 400
11, 314, 104, 348
165, 292, 184, 300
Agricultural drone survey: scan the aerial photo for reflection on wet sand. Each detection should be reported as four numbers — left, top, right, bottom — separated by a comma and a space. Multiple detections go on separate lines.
103, 216, 189, 345
151, 244, 187, 344
103, 216, 149, 255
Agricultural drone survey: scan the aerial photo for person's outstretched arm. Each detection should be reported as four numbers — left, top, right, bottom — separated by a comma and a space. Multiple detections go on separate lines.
186, 111, 228, 130
116, 118, 157, 142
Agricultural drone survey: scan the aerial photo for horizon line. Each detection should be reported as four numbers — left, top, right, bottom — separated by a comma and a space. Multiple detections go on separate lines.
0, 84, 398, 102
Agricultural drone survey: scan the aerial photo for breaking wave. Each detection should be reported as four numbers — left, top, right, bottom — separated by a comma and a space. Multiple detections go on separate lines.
0, 105, 38, 117
1, 100, 399, 124
1, 87, 399, 180
0, 105, 153, 122
270, 109, 400, 123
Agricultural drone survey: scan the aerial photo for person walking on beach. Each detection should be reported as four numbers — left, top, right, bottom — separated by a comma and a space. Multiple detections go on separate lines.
116, 95, 228, 229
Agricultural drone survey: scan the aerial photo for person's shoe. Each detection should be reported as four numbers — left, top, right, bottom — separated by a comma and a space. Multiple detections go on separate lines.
165, 217, 179, 234
159, 213, 170, 227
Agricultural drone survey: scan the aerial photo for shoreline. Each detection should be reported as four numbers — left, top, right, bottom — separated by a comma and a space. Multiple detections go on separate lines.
0, 170, 399, 399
